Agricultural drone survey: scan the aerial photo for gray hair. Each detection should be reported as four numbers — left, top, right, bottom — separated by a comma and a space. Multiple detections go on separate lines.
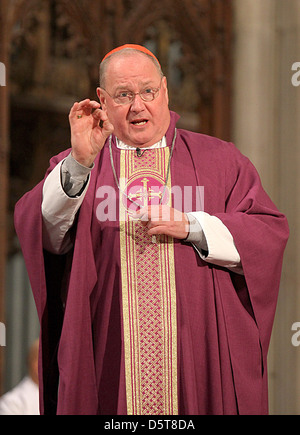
99, 48, 164, 88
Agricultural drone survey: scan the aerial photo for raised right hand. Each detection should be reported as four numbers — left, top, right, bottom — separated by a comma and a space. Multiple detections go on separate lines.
69, 99, 114, 167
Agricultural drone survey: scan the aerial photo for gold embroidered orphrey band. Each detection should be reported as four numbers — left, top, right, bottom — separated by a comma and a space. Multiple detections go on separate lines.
119, 148, 178, 415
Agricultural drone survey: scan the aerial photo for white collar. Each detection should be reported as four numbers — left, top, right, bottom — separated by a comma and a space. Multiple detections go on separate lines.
116, 136, 167, 150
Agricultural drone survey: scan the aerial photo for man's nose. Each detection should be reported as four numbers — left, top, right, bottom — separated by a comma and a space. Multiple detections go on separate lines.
130, 93, 145, 111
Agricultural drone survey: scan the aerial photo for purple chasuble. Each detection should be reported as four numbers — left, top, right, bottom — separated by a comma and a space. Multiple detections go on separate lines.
14, 111, 289, 415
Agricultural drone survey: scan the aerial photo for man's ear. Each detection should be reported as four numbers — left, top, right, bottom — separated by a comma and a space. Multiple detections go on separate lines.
97, 87, 106, 110
162, 76, 169, 105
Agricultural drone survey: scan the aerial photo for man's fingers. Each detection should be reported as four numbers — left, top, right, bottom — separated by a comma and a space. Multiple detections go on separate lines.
134, 206, 163, 222
92, 108, 110, 123
147, 225, 166, 236
91, 108, 102, 119
69, 100, 101, 120
132, 206, 189, 240
133, 207, 149, 222
69, 100, 114, 136
82, 101, 101, 116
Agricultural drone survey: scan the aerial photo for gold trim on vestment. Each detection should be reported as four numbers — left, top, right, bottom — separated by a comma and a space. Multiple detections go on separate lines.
119, 148, 178, 415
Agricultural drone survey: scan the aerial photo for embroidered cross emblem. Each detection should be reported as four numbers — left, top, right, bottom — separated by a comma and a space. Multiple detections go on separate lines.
128, 177, 162, 207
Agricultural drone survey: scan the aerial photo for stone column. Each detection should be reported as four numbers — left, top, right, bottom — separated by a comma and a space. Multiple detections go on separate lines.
232, 0, 278, 199
232, 0, 300, 415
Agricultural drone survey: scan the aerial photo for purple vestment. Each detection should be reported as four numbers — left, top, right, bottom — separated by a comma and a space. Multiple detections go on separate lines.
14, 112, 289, 415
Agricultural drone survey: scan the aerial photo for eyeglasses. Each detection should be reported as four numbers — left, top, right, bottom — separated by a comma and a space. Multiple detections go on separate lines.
102, 78, 163, 105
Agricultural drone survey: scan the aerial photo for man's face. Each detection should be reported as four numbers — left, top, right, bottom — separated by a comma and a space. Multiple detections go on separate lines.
97, 53, 170, 148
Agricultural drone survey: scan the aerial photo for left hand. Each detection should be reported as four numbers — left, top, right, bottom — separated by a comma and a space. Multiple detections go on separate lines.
135, 205, 189, 240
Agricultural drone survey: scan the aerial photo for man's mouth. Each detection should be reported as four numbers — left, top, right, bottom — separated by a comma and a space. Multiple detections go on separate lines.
130, 119, 148, 126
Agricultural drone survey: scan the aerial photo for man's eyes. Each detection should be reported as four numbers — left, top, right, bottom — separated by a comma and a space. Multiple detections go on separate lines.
116, 88, 153, 98
118, 91, 132, 98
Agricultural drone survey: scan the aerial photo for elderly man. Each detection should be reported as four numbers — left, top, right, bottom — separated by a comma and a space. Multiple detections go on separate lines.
15, 44, 289, 415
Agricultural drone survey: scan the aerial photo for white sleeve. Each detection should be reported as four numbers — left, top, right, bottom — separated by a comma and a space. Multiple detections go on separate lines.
188, 211, 243, 275
42, 160, 89, 254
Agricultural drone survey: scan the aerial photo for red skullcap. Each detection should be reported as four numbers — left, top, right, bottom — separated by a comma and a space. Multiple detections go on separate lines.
102, 44, 161, 67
